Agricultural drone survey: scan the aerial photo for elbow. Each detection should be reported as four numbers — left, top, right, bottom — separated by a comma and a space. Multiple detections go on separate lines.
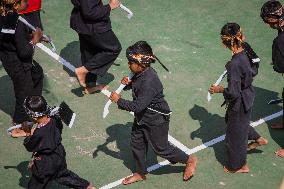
226, 94, 240, 102
132, 105, 147, 114
223, 91, 240, 102
24, 145, 33, 152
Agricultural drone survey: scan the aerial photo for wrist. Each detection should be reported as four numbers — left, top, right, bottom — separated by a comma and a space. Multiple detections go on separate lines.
106, 3, 112, 11
218, 86, 224, 93
108, 3, 114, 10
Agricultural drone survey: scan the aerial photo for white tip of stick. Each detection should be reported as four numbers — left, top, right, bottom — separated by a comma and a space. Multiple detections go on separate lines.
127, 13, 133, 19
207, 92, 212, 102
68, 113, 76, 128
103, 110, 109, 119
120, 4, 133, 19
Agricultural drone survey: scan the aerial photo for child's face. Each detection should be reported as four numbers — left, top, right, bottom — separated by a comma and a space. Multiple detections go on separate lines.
17, 0, 28, 12
128, 62, 144, 73
267, 22, 280, 30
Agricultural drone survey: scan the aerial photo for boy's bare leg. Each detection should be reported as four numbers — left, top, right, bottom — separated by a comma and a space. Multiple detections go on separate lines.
275, 149, 284, 157
183, 155, 198, 181
75, 66, 89, 88
224, 164, 249, 173
122, 173, 146, 185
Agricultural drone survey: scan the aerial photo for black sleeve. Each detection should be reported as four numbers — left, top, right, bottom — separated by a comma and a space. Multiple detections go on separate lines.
117, 80, 158, 113
15, 21, 34, 60
80, 0, 111, 21
276, 36, 284, 62
53, 116, 63, 134
223, 62, 242, 102
123, 83, 132, 91
23, 132, 41, 152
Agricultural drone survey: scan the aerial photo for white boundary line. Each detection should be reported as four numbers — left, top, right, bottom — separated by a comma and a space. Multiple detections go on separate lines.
33, 39, 283, 188
99, 110, 283, 189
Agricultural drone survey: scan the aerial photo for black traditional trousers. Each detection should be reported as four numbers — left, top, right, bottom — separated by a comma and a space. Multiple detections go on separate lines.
79, 30, 121, 87
225, 104, 261, 170
131, 116, 188, 175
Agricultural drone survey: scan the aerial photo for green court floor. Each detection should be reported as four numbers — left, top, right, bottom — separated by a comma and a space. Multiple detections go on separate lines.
0, 0, 284, 188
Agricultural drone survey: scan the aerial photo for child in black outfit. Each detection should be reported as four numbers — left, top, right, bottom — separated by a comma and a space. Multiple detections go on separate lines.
23, 95, 96, 189
110, 41, 197, 185
0, 0, 44, 137
70, 0, 122, 94
260, 0, 284, 157
209, 23, 268, 173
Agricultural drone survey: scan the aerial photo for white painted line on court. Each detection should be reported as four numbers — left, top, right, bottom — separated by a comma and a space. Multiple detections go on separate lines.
99, 110, 283, 189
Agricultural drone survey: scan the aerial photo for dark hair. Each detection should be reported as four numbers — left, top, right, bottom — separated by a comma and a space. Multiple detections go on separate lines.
24, 95, 48, 118
260, 1, 283, 23
126, 41, 155, 67
220, 23, 243, 49
0, 0, 21, 16
126, 41, 170, 71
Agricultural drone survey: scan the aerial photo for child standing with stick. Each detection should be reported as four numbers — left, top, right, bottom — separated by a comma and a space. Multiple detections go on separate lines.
110, 41, 197, 185
0, 0, 44, 137
209, 23, 268, 173
260, 0, 284, 157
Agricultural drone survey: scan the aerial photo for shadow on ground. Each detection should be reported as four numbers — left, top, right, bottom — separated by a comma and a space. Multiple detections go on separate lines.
188, 86, 283, 166
4, 161, 67, 188
93, 122, 158, 173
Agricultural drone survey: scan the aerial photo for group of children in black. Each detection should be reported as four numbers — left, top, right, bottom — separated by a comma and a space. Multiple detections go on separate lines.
0, 0, 283, 188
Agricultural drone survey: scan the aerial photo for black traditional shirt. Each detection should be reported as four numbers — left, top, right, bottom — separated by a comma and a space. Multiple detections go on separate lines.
24, 117, 65, 177
117, 67, 171, 125
223, 51, 258, 112
0, 13, 34, 64
272, 29, 284, 73
70, 0, 111, 34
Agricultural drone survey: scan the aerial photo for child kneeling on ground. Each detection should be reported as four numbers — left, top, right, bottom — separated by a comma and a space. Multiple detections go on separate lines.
22, 95, 96, 189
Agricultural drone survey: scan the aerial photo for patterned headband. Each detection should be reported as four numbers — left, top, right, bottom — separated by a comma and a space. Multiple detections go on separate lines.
23, 98, 52, 118
264, 6, 284, 22
221, 28, 244, 46
127, 53, 156, 65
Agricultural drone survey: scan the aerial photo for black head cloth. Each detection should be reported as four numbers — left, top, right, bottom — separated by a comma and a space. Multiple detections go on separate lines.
261, 1, 284, 23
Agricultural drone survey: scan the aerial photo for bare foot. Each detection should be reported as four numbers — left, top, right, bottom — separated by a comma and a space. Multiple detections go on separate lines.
11, 128, 27, 138
84, 85, 108, 95
75, 67, 88, 88
275, 148, 284, 157
271, 122, 283, 129
183, 155, 197, 181
223, 164, 249, 173
122, 173, 146, 185
247, 137, 268, 151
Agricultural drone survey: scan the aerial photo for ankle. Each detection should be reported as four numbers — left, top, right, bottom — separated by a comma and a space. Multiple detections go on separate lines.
134, 173, 146, 179
256, 137, 268, 145
187, 155, 198, 164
